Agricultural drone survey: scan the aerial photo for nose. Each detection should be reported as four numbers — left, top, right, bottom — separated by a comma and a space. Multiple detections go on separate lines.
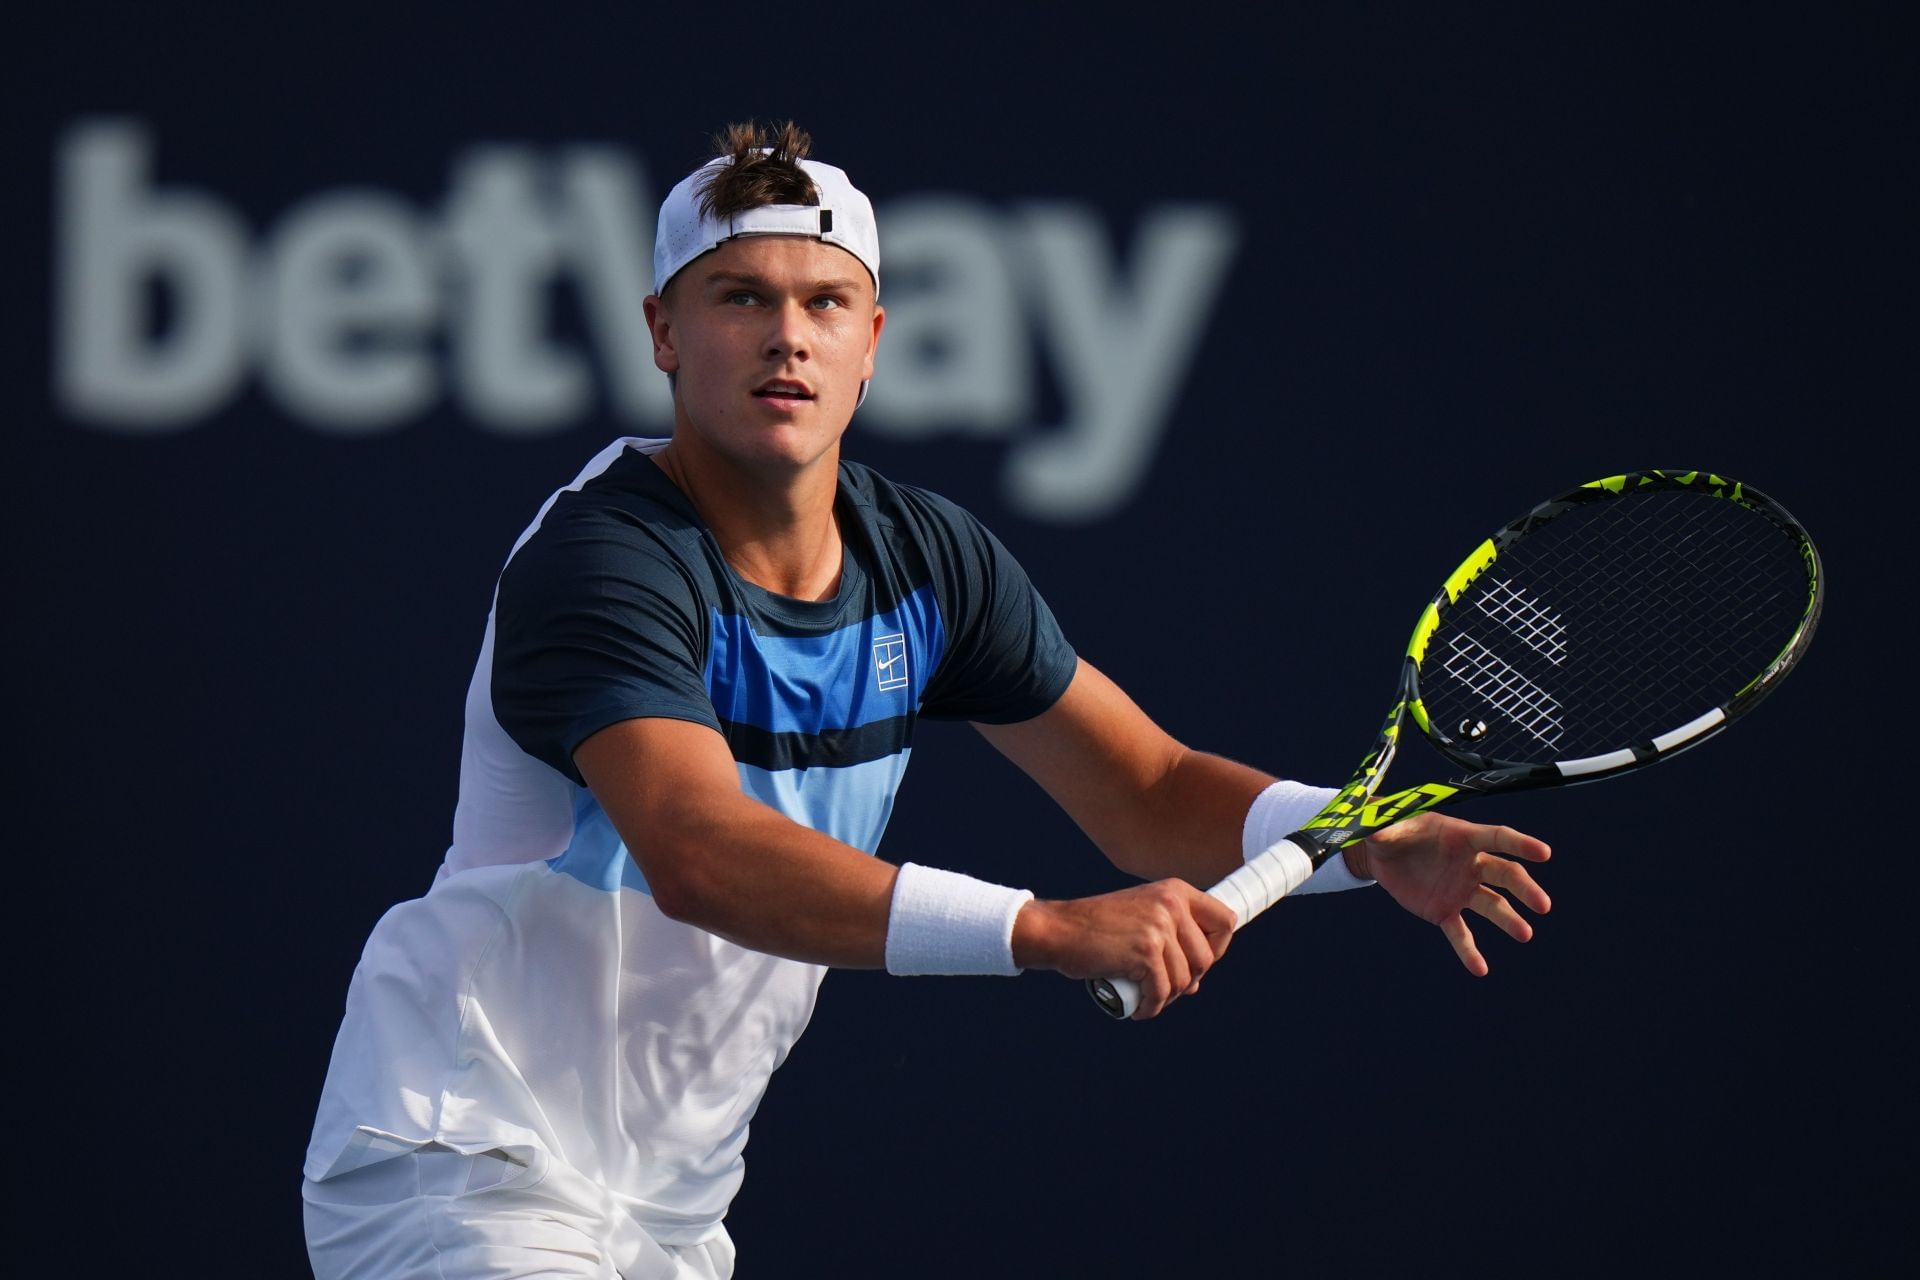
763, 299, 811, 362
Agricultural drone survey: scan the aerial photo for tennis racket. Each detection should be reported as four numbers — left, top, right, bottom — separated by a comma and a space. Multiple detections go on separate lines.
1089, 470, 1823, 1019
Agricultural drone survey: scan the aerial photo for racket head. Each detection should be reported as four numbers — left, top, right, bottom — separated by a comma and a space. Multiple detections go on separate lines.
1404, 471, 1822, 785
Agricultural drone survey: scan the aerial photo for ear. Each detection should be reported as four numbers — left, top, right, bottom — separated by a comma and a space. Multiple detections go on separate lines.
644, 294, 680, 375
862, 304, 886, 383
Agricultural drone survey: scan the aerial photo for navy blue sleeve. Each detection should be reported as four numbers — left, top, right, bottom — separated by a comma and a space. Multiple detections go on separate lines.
489, 498, 718, 785
905, 488, 1077, 724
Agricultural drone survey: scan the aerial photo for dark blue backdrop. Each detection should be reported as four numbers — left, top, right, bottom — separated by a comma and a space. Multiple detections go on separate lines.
12, 4, 1910, 1275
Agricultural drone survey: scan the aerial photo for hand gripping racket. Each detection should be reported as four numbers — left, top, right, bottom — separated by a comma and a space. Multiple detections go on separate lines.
1089, 470, 1823, 1018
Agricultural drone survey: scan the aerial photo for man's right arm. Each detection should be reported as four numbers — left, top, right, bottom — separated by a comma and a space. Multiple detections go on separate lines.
574, 715, 1233, 1017
576, 716, 899, 967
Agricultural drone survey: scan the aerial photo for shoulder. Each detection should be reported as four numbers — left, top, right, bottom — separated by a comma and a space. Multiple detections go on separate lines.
523, 443, 700, 551
839, 458, 996, 550
500, 443, 712, 612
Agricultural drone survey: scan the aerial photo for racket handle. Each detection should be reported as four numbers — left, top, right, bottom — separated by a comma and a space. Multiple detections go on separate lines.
1087, 835, 1320, 1019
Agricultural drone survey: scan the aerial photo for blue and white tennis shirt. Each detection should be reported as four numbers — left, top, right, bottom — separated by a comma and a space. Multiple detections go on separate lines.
304, 438, 1076, 1246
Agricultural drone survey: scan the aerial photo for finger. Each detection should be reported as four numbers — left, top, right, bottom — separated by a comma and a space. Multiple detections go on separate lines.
1187, 887, 1239, 940
1440, 913, 1488, 977
1161, 930, 1194, 998
1209, 926, 1234, 963
1466, 823, 1551, 863
1478, 855, 1552, 914
1132, 956, 1172, 1020
1176, 910, 1218, 977
1172, 913, 1215, 997
1465, 885, 1535, 943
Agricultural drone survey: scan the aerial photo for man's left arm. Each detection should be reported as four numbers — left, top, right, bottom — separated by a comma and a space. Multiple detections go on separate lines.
975, 659, 1274, 888
976, 659, 1553, 979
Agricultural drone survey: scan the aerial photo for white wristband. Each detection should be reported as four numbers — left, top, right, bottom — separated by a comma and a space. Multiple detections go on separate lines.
884, 863, 1035, 976
1243, 780, 1375, 894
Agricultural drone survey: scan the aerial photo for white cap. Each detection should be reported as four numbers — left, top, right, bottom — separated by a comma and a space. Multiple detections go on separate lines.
652, 154, 881, 299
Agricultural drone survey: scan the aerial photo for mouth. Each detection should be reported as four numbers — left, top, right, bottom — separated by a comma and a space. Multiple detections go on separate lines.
752, 379, 815, 402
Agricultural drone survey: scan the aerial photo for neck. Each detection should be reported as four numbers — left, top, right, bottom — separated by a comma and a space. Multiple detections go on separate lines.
652, 438, 845, 602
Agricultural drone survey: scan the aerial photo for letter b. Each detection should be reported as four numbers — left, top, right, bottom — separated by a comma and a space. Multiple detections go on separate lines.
56, 120, 248, 430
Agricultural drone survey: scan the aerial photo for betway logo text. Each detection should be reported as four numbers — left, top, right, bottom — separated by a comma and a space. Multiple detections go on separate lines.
54, 120, 1239, 522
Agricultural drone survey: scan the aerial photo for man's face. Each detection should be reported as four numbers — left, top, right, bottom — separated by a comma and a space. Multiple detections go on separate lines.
645, 235, 884, 478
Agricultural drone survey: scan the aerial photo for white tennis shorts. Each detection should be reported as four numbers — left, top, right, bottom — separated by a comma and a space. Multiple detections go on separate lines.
302, 1145, 735, 1280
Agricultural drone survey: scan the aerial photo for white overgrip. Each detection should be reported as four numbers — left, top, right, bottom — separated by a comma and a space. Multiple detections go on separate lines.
1211, 836, 1317, 927
1089, 835, 1318, 1018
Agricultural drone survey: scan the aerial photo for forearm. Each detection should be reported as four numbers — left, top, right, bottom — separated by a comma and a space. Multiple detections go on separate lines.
641, 795, 901, 967
1091, 749, 1376, 891
975, 661, 1361, 889
577, 720, 903, 968
1096, 748, 1273, 885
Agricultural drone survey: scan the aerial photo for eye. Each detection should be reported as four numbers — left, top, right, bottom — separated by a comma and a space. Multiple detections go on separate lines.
810, 295, 843, 310
724, 290, 760, 306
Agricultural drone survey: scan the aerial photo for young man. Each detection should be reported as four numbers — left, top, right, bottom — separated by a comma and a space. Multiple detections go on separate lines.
302, 122, 1551, 1279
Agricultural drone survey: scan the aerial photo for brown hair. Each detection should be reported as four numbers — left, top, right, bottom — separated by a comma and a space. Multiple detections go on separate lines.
695, 120, 820, 218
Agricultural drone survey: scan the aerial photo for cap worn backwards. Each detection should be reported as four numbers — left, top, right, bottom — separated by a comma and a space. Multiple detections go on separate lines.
652, 155, 881, 300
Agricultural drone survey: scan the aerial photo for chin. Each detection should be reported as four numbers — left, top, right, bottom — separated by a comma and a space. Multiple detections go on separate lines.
722, 427, 843, 476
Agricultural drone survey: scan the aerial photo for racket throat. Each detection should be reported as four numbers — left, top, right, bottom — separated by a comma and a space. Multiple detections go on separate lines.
1300, 781, 1467, 848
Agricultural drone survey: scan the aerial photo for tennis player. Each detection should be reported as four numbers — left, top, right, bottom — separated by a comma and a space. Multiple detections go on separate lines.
301, 121, 1552, 1279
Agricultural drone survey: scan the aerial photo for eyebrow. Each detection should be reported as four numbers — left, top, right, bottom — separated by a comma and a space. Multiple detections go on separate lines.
704, 269, 864, 293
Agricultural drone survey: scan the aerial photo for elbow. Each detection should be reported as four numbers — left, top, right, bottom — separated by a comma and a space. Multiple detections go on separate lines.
630, 829, 720, 925
644, 865, 701, 924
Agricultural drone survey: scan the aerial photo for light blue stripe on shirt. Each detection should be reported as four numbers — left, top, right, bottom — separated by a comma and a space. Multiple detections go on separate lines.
547, 787, 651, 895
735, 751, 912, 855
705, 584, 945, 737
547, 752, 912, 895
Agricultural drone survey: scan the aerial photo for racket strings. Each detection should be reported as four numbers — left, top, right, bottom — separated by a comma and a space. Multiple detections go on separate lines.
1421, 489, 1810, 764
1473, 579, 1568, 665
1440, 633, 1566, 749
